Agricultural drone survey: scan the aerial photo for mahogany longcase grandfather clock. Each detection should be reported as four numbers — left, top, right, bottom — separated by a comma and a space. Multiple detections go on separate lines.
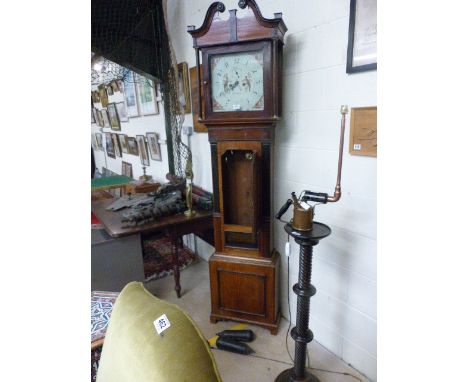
188, 0, 287, 334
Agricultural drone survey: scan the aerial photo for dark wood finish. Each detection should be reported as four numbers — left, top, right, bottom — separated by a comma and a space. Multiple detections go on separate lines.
190, 65, 207, 132
201, 40, 274, 123
92, 197, 213, 297
188, 0, 286, 333
209, 251, 280, 334
92, 198, 212, 239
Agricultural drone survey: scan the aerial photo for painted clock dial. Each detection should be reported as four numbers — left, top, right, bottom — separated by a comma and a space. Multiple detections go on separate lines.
210, 50, 264, 112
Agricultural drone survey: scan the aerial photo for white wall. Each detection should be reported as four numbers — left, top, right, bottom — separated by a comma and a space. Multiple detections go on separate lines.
168, 1, 377, 379
91, 86, 170, 183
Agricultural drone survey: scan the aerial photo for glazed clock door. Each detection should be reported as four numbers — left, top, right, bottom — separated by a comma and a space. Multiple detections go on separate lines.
202, 40, 272, 121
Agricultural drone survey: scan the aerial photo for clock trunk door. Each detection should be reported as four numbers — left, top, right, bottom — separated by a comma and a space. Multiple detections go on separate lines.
218, 141, 261, 256
202, 41, 272, 122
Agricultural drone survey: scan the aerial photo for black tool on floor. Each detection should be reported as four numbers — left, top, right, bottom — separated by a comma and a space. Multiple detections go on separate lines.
216, 329, 255, 342
215, 337, 254, 355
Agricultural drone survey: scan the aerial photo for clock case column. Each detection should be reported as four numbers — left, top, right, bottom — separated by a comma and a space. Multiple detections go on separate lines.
187, 0, 287, 334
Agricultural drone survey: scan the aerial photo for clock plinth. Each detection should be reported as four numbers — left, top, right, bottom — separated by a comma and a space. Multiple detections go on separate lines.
209, 251, 281, 334
188, 0, 287, 333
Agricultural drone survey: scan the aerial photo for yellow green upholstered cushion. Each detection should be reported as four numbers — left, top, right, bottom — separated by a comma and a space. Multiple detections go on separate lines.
96, 282, 222, 382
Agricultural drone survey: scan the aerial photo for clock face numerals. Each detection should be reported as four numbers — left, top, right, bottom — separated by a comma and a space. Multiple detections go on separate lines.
210, 50, 264, 112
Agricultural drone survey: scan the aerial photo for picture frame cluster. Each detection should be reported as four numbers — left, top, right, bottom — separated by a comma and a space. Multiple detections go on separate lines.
92, 64, 193, 179
92, 132, 162, 169
91, 72, 160, 130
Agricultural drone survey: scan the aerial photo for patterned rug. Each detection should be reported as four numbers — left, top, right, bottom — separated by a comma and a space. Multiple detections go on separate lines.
143, 235, 198, 282
91, 291, 119, 382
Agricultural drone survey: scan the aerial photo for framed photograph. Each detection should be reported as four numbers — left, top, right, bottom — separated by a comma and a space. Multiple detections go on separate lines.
136, 135, 150, 166
135, 73, 159, 115
101, 109, 110, 128
106, 83, 114, 96
117, 79, 125, 93
96, 109, 104, 127
123, 75, 140, 117
98, 84, 109, 107
111, 133, 122, 157
107, 103, 121, 131
91, 134, 97, 150
115, 101, 129, 122
95, 133, 103, 150
92, 108, 99, 125
118, 134, 128, 154
178, 62, 191, 114
91, 91, 100, 103
111, 80, 120, 93
121, 161, 133, 178
155, 83, 162, 101
346, 0, 377, 73
146, 132, 162, 161
104, 132, 115, 158
126, 136, 139, 156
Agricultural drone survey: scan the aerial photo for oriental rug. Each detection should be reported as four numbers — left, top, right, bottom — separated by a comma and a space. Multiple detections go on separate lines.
91, 291, 119, 382
143, 235, 198, 282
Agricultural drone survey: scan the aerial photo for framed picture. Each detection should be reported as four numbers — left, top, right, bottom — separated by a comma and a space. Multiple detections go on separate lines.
112, 133, 122, 157
110, 80, 120, 93
117, 79, 125, 93
101, 109, 110, 128
91, 134, 97, 150
106, 84, 114, 96
107, 103, 121, 131
155, 83, 162, 102
96, 109, 104, 127
98, 84, 109, 107
136, 135, 150, 166
121, 161, 133, 178
178, 62, 191, 114
118, 134, 129, 154
349, 106, 377, 157
126, 136, 139, 156
95, 133, 103, 150
135, 74, 159, 115
104, 132, 115, 158
92, 108, 99, 125
146, 132, 162, 161
346, 0, 377, 73
123, 74, 140, 117
91, 91, 100, 103
115, 101, 129, 122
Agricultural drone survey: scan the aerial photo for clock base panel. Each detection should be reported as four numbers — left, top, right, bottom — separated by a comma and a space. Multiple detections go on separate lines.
209, 251, 280, 334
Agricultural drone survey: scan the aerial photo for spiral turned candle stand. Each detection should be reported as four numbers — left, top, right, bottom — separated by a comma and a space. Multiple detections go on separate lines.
275, 222, 331, 382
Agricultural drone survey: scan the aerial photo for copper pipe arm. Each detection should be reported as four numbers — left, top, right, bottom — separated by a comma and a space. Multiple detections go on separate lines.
327, 105, 348, 203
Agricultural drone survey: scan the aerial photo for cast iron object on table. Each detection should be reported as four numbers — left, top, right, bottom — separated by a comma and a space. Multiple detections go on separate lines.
275, 222, 331, 382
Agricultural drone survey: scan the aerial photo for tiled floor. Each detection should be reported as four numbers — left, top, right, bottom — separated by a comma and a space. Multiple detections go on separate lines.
145, 259, 370, 382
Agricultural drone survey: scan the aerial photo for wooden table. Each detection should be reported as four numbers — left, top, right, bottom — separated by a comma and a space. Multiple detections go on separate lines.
92, 197, 213, 297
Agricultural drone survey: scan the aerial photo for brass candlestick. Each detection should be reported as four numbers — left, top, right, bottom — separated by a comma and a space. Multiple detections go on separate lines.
139, 166, 152, 182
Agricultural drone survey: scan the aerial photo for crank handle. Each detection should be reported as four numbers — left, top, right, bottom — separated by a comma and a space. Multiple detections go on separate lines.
275, 199, 293, 220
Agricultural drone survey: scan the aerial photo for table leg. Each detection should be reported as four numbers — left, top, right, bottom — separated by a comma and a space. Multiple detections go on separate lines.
171, 236, 181, 298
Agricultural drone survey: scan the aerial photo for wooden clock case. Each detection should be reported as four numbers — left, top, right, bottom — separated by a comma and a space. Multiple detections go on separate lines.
188, 0, 287, 334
